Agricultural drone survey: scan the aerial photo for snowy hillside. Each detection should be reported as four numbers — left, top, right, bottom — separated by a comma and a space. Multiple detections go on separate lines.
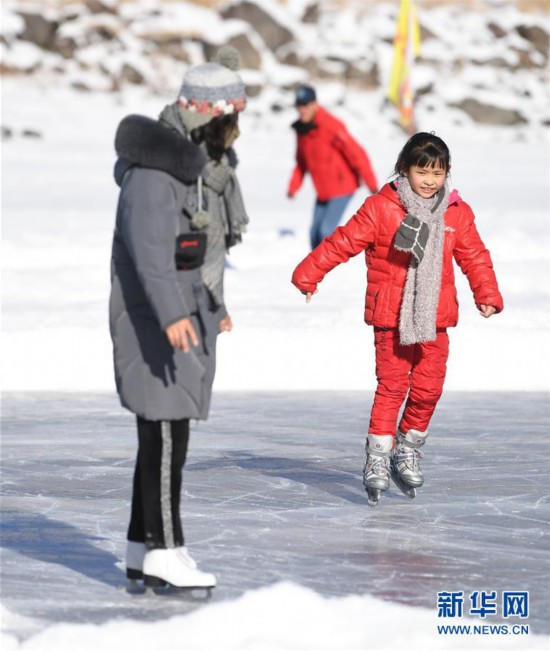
2, 76, 549, 393
1, 0, 549, 137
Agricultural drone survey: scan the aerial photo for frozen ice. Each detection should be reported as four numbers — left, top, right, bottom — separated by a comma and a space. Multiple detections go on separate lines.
1, 391, 548, 648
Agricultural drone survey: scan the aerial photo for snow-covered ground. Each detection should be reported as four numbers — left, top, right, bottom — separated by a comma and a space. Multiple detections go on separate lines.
2, 79, 549, 394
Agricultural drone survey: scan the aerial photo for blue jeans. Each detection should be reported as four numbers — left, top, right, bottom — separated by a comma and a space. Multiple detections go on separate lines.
310, 194, 354, 249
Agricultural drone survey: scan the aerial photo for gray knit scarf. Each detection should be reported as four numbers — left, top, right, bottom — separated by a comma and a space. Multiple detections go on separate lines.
160, 105, 248, 308
198, 156, 248, 307
394, 175, 450, 345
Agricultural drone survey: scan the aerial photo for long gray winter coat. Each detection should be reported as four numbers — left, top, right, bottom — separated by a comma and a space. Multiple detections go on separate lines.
109, 115, 226, 421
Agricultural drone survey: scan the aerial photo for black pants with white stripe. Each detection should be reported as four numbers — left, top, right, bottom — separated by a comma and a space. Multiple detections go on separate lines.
127, 417, 190, 549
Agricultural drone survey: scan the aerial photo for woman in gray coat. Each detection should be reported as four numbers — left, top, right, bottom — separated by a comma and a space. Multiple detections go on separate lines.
109, 48, 248, 590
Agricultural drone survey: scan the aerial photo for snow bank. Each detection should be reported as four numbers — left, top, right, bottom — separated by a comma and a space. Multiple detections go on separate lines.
2, 582, 548, 651
2, 0, 548, 134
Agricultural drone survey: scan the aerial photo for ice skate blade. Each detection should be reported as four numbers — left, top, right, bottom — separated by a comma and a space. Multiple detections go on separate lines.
125, 579, 145, 595
142, 583, 214, 599
127, 571, 167, 588
390, 473, 417, 499
365, 487, 382, 507
144, 574, 215, 592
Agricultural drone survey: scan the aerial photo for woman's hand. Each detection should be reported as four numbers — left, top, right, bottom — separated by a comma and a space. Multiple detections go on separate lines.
479, 304, 497, 318
165, 318, 199, 352
219, 315, 233, 333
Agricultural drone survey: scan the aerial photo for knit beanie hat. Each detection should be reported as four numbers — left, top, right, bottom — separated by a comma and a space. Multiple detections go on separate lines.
177, 46, 247, 132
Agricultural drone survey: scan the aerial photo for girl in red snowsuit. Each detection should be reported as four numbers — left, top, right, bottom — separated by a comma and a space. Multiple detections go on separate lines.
291, 133, 503, 504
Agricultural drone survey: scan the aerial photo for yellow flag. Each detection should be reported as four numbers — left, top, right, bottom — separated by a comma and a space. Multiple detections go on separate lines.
388, 0, 421, 131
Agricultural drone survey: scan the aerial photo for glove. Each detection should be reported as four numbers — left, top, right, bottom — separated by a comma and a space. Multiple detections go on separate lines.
394, 214, 430, 263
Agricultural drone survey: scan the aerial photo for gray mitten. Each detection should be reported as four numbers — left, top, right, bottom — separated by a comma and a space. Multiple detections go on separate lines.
202, 159, 232, 193
394, 214, 430, 263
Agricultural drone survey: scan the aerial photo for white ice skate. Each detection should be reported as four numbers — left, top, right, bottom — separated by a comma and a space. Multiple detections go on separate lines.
143, 547, 216, 591
363, 434, 393, 507
126, 541, 169, 589
390, 429, 428, 499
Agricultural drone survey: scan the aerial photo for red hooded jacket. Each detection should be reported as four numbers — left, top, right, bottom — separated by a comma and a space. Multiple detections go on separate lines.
288, 107, 378, 202
292, 183, 503, 328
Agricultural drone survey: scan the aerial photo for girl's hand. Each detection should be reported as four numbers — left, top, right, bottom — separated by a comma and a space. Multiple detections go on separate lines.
479, 304, 496, 318
302, 289, 318, 304
165, 318, 199, 352
219, 315, 233, 333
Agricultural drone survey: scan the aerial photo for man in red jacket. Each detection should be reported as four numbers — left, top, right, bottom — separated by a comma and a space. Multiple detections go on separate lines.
287, 85, 379, 249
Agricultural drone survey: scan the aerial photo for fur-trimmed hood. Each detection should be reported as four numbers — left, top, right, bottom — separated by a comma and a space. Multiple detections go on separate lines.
114, 114, 207, 187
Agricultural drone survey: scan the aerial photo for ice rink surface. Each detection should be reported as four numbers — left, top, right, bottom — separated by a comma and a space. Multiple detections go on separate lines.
1, 391, 548, 642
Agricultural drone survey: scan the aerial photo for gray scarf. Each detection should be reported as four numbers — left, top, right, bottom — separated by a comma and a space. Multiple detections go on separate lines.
395, 175, 449, 345
160, 105, 248, 308
198, 157, 248, 307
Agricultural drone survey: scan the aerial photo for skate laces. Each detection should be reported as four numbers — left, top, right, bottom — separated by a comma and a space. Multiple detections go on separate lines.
394, 445, 423, 471
366, 454, 390, 477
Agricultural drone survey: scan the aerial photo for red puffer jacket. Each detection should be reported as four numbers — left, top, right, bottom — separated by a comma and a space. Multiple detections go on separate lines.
288, 107, 378, 201
292, 183, 504, 328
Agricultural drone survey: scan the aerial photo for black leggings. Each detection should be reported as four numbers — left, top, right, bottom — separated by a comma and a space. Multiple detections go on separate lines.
127, 417, 190, 549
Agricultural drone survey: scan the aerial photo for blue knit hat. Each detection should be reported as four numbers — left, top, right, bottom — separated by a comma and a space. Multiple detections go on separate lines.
295, 85, 316, 106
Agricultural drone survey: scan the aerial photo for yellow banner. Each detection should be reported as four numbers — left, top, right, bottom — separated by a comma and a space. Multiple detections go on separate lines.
388, 0, 421, 129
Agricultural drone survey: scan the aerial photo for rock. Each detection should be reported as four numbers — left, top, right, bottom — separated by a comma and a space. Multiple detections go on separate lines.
152, 38, 190, 62
302, 3, 320, 24
71, 81, 92, 92
84, 0, 117, 15
316, 57, 347, 79
18, 12, 59, 50
53, 35, 79, 59
220, 1, 294, 52
451, 98, 527, 125
419, 24, 436, 41
203, 32, 262, 69
345, 61, 379, 89
472, 56, 510, 68
119, 63, 146, 85
511, 47, 541, 69
278, 46, 300, 67
300, 55, 321, 78
244, 83, 263, 98
1, 9, 25, 43
487, 22, 507, 39
0, 40, 42, 73
516, 24, 549, 56
53, 14, 121, 57
416, 82, 434, 99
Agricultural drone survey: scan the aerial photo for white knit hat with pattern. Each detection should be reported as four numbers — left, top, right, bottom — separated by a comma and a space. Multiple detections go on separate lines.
177, 46, 246, 131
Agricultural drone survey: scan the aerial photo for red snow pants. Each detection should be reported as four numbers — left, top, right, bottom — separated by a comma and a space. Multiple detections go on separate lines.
368, 328, 449, 436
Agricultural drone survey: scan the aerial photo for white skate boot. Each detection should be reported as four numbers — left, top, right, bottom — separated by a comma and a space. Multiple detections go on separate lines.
390, 428, 428, 498
143, 547, 216, 590
363, 434, 393, 507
